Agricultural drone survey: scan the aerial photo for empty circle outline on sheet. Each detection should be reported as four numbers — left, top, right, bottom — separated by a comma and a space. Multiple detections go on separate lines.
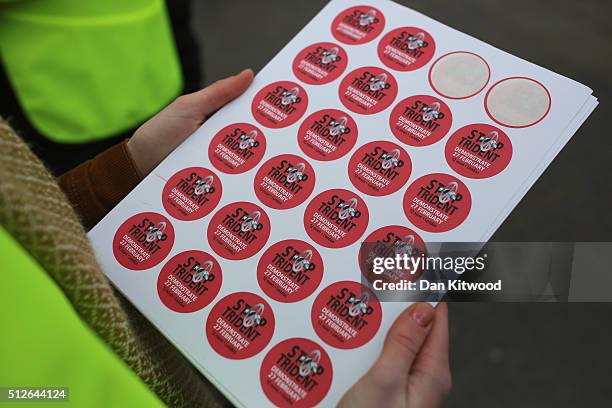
484, 76, 552, 128
428, 51, 491, 99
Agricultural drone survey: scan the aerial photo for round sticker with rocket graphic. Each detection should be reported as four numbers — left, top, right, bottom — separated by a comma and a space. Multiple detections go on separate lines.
113, 212, 174, 270
377, 27, 436, 71
251, 81, 308, 128
331, 5, 385, 45
253, 154, 316, 210
444, 123, 513, 179
162, 167, 222, 221
257, 239, 324, 303
206, 292, 275, 360
303, 188, 369, 248
347, 140, 412, 196
389, 95, 453, 147
157, 250, 222, 313
311, 280, 382, 349
292, 42, 348, 85
208, 123, 266, 175
207, 202, 271, 260
339, 66, 398, 115
359, 225, 427, 286
260, 337, 333, 408
297, 108, 358, 161
403, 173, 472, 233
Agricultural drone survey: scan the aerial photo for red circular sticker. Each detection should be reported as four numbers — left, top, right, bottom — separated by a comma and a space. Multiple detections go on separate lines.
207, 202, 271, 260
292, 42, 348, 85
206, 292, 275, 360
311, 281, 382, 349
253, 154, 316, 210
331, 5, 385, 45
112, 212, 174, 270
260, 337, 333, 407
162, 167, 222, 221
445, 123, 513, 179
377, 27, 436, 71
403, 173, 472, 233
251, 81, 308, 129
303, 189, 369, 248
297, 109, 358, 161
257, 239, 324, 303
208, 123, 266, 174
338, 66, 398, 115
347, 140, 412, 196
157, 250, 222, 313
389, 95, 453, 147
359, 225, 427, 286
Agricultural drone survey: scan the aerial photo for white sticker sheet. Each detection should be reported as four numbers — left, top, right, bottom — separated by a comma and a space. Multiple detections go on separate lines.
88, 1, 597, 406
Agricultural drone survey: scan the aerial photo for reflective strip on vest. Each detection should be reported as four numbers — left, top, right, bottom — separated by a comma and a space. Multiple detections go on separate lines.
0, 0, 183, 143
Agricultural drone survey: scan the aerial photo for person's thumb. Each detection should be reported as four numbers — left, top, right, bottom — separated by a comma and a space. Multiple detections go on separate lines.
368, 303, 435, 386
175, 68, 254, 119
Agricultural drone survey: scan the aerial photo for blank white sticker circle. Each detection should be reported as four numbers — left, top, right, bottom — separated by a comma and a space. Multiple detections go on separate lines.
428, 52, 490, 99
485, 77, 551, 128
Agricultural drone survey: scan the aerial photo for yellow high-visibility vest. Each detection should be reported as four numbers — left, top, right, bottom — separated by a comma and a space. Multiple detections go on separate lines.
0, 0, 183, 143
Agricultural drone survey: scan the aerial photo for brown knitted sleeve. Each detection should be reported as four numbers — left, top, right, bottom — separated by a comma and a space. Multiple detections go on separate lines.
58, 140, 142, 230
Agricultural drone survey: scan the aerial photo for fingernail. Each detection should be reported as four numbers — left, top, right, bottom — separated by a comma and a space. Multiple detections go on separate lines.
237, 68, 253, 76
408, 303, 435, 327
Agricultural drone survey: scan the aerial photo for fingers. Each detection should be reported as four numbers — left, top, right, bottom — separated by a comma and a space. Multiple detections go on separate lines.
178, 68, 255, 119
368, 303, 435, 387
411, 302, 452, 394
